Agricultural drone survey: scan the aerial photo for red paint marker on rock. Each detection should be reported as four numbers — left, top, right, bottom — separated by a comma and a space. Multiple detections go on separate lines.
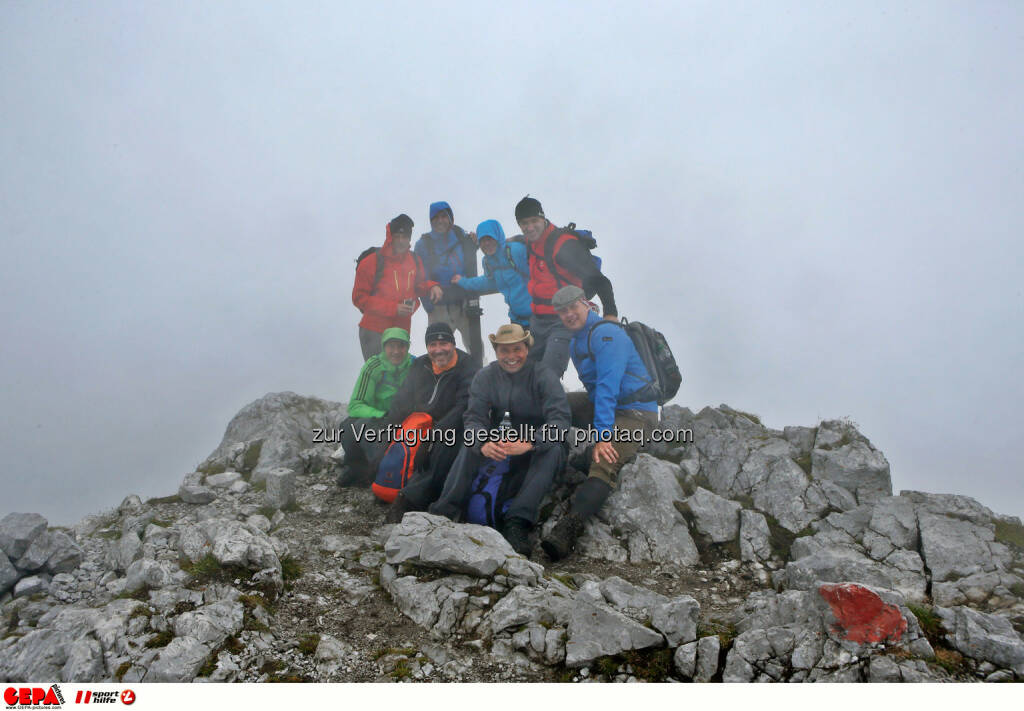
818, 582, 908, 644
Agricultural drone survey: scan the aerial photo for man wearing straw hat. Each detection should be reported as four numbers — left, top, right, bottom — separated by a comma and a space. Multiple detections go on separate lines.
428, 323, 571, 555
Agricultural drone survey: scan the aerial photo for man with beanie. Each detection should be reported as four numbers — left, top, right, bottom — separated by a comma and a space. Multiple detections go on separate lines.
352, 214, 443, 360
427, 323, 570, 555
514, 196, 619, 378
414, 201, 484, 368
336, 327, 415, 487
541, 286, 660, 561
383, 321, 479, 523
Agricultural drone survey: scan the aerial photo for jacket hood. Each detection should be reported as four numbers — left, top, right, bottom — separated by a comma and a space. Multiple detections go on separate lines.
476, 219, 507, 250
381, 327, 410, 345
429, 201, 453, 223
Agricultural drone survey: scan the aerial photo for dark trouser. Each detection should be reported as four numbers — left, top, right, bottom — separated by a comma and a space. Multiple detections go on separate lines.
396, 439, 462, 510
528, 313, 572, 378
429, 443, 568, 525
359, 328, 383, 361
339, 416, 388, 483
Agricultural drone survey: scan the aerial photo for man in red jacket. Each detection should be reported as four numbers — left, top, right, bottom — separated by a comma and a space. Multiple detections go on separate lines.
352, 214, 443, 360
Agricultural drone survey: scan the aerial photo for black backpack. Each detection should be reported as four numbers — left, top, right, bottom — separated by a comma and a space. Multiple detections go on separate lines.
583, 318, 682, 406
540, 223, 603, 288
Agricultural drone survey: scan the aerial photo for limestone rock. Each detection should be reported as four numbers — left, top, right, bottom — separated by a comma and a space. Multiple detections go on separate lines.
198, 391, 346, 481
178, 473, 215, 505
173, 601, 244, 647
145, 636, 211, 682
739, 509, 772, 563
598, 576, 669, 613
673, 641, 697, 678
108, 533, 143, 573
936, 606, 1024, 675
564, 601, 664, 667
811, 420, 891, 505
197, 518, 281, 572
264, 468, 296, 510
0, 554, 18, 595
14, 575, 48, 598
650, 595, 700, 646
695, 635, 721, 682
581, 455, 700, 566
385, 512, 517, 578
61, 637, 105, 682
681, 487, 741, 543
0, 513, 48, 560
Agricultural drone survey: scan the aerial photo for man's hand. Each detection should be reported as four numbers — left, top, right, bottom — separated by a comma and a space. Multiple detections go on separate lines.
593, 441, 619, 464
481, 441, 507, 462
397, 301, 415, 316
502, 440, 534, 457
603, 314, 619, 322
468, 231, 476, 242
429, 285, 444, 303
450, 274, 462, 284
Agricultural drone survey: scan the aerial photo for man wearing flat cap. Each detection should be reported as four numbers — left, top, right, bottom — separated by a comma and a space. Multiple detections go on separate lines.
428, 323, 571, 555
541, 285, 660, 561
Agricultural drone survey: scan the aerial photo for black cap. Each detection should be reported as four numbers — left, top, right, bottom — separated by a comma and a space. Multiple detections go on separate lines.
424, 321, 455, 345
514, 196, 544, 222
389, 213, 414, 235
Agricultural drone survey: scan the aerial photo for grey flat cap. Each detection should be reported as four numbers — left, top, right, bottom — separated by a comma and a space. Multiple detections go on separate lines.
551, 285, 586, 310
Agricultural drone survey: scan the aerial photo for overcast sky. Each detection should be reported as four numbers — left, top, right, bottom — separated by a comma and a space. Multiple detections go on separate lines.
2, 1, 1022, 525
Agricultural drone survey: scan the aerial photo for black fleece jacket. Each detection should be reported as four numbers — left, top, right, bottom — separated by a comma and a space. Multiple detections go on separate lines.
384, 349, 478, 433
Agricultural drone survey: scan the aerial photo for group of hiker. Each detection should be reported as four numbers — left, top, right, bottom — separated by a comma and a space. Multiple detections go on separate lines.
339, 196, 670, 560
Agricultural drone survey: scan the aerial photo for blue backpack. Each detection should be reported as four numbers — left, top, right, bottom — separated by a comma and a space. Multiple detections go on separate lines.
465, 458, 514, 528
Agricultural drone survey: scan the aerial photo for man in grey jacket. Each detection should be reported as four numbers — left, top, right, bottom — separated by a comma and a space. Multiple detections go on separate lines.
428, 324, 570, 555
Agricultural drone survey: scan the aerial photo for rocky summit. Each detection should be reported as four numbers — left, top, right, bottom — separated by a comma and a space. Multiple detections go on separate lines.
2, 392, 1023, 683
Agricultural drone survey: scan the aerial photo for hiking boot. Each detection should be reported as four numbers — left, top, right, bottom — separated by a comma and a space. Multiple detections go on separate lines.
541, 513, 584, 561
501, 517, 533, 556
385, 493, 413, 524
569, 447, 593, 474
335, 464, 369, 488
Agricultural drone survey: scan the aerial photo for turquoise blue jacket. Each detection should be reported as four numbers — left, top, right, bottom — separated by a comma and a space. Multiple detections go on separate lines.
457, 220, 531, 326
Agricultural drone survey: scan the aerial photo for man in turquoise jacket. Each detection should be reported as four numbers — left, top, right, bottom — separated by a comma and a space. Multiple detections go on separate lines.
451, 219, 531, 328
337, 327, 414, 487
541, 286, 660, 560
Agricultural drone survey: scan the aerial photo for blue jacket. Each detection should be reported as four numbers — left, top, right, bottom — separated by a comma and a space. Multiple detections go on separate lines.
457, 220, 531, 326
415, 202, 474, 313
570, 311, 658, 438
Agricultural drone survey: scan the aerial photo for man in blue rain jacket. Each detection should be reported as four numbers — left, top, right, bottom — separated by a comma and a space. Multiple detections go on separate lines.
451, 219, 531, 328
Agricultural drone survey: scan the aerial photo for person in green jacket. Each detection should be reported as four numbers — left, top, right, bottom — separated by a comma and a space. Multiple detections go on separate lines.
337, 327, 414, 487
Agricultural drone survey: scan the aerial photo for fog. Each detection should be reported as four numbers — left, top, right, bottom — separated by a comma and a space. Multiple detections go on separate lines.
2, 1, 1022, 524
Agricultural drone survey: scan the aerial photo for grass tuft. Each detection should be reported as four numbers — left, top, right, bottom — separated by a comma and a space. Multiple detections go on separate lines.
145, 629, 174, 648
994, 519, 1024, 551
298, 634, 320, 656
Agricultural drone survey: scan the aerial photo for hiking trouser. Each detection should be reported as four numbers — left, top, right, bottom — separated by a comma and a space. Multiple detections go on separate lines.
338, 416, 388, 482
567, 392, 659, 488
429, 443, 567, 525
528, 313, 571, 378
396, 438, 462, 510
359, 327, 383, 361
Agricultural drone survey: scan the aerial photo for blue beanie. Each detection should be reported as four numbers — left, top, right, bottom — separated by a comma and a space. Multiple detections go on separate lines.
429, 201, 453, 222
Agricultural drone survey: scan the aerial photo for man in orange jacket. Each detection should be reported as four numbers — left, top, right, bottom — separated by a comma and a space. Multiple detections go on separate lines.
352, 214, 443, 360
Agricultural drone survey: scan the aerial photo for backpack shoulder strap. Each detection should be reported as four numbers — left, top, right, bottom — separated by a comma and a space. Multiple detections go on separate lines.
543, 228, 578, 288
582, 319, 619, 361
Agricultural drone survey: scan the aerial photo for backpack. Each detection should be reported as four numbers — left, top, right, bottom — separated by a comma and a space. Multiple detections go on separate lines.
542, 223, 603, 287
465, 457, 512, 527
356, 247, 425, 290
483, 237, 529, 281
371, 412, 434, 503
583, 318, 682, 406
421, 226, 478, 281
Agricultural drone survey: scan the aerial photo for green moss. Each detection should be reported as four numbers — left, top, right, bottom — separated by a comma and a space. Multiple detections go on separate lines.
623, 648, 673, 682
258, 506, 277, 520
239, 594, 274, 614
762, 514, 810, 560
281, 555, 303, 582
594, 656, 621, 677
994, 519, 1024, 551
547, 572, 578, 590
932, 647, 967, 676
793, 453, 813, 475
242, 440, 264, 473
145, 495, 182, 505
114, 661, 132, 681
196, 461, 227, 476
172, 600, 198, 616
1009, 582, 1024, 599
128, 606, 153, 621
908, 603, 943, 642
698, 619, 737, 650
297, 634, 320, 656
115, 585, 152, 602
553, 667, 576, 683
95, 529, 122, 540
145, 629, 174, 649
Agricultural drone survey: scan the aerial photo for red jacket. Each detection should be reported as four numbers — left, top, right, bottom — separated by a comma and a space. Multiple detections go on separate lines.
527, 222, 584, 315
352, 223, 438, 333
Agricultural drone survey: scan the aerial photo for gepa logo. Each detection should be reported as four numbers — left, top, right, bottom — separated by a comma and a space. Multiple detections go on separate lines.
3, 685, 64, 708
